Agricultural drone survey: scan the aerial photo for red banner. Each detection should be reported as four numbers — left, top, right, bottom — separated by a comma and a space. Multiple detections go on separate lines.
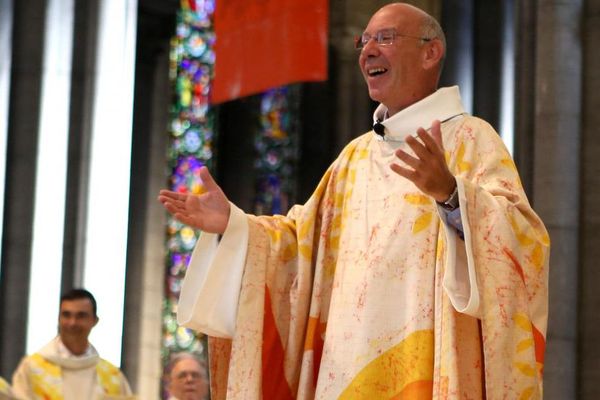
211, 0, 328, 104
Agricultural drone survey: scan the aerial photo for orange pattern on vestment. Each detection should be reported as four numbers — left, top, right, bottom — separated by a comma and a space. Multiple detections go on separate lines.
262, 288, 294, 400
304, 316, 326, 388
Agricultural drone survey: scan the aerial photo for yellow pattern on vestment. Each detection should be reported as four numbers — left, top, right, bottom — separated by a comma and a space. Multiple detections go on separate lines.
27, 354, 123, 399
0, 377, 14, 397
339, 329, 434, 399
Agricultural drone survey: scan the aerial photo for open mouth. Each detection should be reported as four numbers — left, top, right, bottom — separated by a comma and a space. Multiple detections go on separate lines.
368, 67, 387, 77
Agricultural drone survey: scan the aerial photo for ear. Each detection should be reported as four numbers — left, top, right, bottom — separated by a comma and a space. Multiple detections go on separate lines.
93, 316, 99, 327
422, 38, 444, 71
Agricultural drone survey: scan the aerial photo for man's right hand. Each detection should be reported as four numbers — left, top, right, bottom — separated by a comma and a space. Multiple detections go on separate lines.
158, 166, 231, 234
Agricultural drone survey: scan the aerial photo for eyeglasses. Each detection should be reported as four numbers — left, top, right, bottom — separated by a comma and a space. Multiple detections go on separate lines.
174, 371, 203, 380
354, 28, 432, 50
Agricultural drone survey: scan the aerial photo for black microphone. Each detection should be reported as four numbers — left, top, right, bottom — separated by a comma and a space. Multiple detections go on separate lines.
373, 120, 385, 137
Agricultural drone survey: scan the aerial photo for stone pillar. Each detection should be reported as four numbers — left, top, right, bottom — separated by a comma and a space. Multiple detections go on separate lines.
121, 3, 176, 396
61, 0, 99, 291
513, 0, 536, 196
122, 47, 170, 400
472, 1, 502, 130
578, 0, 600, 398
439, 0, 474, 111
0, 0, 47, 378
533, 1, 582, 399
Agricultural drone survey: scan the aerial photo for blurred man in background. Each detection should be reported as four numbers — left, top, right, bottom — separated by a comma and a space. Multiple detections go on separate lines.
12, 288, 132, 399
165, 352, 209, 400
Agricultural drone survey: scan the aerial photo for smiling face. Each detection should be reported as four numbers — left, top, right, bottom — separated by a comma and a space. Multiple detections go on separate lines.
359, 4, 442, 115
58, 298, 98, 353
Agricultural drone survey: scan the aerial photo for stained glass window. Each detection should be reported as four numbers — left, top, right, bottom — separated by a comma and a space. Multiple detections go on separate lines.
254, 86, 299, 215
163, 0, 215, 392
164, 4, 300, 397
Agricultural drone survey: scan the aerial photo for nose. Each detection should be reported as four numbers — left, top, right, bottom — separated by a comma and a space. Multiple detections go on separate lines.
360, 37, 380, 56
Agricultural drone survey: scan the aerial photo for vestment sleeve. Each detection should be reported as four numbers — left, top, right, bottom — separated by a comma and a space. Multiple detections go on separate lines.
177, 202, 249, 338
438, 190, 478, 315
440, 116, 549, 335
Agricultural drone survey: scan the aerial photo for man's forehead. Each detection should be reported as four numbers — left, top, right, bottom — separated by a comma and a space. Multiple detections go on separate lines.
365, 4, 420, 32
172, 358, 202, 373
60, 298, 94, 312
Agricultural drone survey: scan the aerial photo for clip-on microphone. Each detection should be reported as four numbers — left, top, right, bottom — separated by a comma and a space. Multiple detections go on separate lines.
373, 120, 385, 137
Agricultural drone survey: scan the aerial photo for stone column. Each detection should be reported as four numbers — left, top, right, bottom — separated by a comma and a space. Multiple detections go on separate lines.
0, 0, 47, 378
61, 0, 99, 291
513, 0, 536, 196
578, 0, 600, 398
439, 0, 474, 111
472, 1, 502, 130
122, 44, 170, 400
533, 1, 582, 399
121, 2, 176, 396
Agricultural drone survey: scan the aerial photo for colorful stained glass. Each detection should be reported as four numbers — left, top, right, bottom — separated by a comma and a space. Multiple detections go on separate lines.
162, 1, 215, 395
254, 86, 299, 215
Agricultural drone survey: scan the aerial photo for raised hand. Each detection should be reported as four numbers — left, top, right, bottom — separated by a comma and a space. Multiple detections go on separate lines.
158, 166, 231, 234
390, 119, 456, 202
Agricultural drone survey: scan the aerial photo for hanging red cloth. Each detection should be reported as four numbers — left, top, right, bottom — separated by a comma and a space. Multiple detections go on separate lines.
211, 0, 328, 104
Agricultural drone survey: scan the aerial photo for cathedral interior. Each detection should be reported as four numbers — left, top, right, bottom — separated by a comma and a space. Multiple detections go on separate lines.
0, 0, 599, 399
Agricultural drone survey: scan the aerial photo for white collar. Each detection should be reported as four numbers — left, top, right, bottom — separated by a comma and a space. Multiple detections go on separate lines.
38, 336, 99, 369
372, 86, 466, 142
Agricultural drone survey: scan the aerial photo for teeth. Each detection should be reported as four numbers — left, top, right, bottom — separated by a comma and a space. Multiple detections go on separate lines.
368, 67, 387, 76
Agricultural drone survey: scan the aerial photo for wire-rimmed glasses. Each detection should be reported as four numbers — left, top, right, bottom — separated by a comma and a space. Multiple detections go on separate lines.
355, 28, 432, 50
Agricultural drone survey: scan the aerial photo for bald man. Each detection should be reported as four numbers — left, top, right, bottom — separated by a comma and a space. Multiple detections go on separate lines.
160, 2, 549, 398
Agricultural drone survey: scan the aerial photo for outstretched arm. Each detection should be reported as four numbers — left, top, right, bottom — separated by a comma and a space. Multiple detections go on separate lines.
158, 166, 231, 234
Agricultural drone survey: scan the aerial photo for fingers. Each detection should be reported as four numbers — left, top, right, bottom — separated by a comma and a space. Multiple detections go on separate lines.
199, 166, 218, 191
430, 119, 443, 148
158, 191, 195, 220
390, 162, 415, 180
405, 133, 429, 160
390, 119, 453, 199
173, 213, 198, 227
158, 190, 186, 202
413, 121, 443, 155
161, 197, 201, 227
158, 194, 185, 209
394, 149, 420, 169
400, 119, 445, 161
415, 129, 436, 152
161, 196, 186, 213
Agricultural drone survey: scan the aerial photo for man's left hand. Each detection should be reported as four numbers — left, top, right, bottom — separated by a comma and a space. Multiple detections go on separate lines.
390, 119, 456, 202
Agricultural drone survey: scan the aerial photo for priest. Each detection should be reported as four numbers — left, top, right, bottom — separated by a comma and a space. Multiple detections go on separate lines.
159, 3, 549, 399
12, 289, 132, 399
